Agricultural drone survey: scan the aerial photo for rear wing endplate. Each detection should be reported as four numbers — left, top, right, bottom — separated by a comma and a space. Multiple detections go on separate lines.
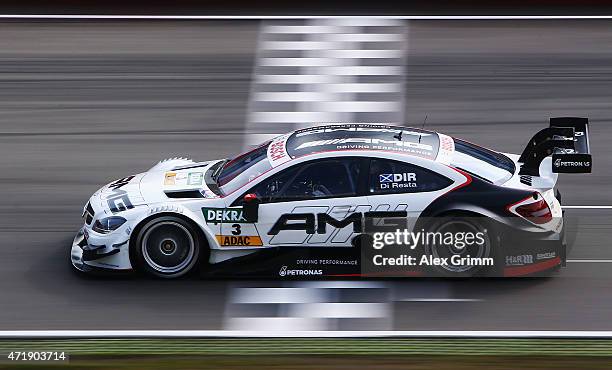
518, 117, 592, 176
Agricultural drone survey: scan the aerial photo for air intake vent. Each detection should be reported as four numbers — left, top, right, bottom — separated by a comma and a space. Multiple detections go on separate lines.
164, 190, 204, 199
83, 202, 95, 225
520, 175, 533, 186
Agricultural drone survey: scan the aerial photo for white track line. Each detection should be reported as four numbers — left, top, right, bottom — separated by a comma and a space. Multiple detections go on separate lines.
1, 15, 612, 20
567, 260, 612, 263
256, 74, 343, 84
322, 49, 404, 58
289, 303, 390, 319
259, 57, 347, 67
399, 298, 482, 302
4, 330, 612, 338
230, 287, 326, 304
255, 92, 340, 102
562, 206, 612, 209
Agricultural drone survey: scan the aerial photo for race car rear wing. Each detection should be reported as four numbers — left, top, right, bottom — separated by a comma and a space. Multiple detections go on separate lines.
518, 117, 592, 176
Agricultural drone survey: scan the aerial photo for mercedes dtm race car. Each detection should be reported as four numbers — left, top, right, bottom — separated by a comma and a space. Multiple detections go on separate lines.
71, 118, 591, 278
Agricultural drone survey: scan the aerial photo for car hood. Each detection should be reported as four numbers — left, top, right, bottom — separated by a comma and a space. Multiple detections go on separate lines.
138, 160, 222, 204
93, 173, 148, 213
92, 160, 223, 214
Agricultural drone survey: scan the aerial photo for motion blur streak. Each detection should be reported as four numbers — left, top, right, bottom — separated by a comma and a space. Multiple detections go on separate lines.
244, 19, 406, 146
1, 20, 612, 331
224, 282, 392, 330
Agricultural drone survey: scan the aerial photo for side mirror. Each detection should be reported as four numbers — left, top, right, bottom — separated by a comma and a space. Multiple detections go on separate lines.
242, 193, 260, 222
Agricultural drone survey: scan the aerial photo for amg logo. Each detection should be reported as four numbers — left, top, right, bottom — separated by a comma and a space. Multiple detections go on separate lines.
106, 189, 134, 213
294, 138, 433, 151
268, 210, 408, 235
108, 175, 135, 190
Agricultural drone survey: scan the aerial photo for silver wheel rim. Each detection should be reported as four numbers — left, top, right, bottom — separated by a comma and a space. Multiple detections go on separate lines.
429, 220, 490, 273
141, 221, 195, 274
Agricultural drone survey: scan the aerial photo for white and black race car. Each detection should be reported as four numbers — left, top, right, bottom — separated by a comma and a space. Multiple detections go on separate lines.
72, 119, 591, 278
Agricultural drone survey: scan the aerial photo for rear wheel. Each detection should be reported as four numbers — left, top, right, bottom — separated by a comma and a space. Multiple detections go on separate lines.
133, 216, 201, 278
423, 216, 500, 277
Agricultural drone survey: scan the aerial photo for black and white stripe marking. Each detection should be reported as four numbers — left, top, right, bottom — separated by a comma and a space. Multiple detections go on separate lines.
224, 281, 392, 331
245, 19, 407, 146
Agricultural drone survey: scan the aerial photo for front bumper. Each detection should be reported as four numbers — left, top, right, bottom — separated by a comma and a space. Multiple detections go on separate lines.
71, 227, 133, 273
70, 229, 88, 272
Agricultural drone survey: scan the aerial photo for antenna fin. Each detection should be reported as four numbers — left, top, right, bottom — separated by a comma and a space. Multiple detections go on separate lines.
418, 115, 428, 143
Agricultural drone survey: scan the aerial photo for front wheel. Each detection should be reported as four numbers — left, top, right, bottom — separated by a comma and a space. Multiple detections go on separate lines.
133, 216, 201, 278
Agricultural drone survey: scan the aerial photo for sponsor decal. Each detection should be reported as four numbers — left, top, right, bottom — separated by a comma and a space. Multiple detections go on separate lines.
552, 153, 592, 173
279, 265, 323, 277
505, 254, 534, 266
436, 133, 455, 165
215, 235, 263, 247
269, 140, 286, 161
536, 252, 556, 260
187, 172, 203, 185
164, 172, 176, 185
296, 259, 358, 266
268, 135, 291, 166
379, 172, 417, 189
164, 172, 190, 186
554, 158, 591, 168
295, 126, 431, 138
439, 135, 454, 151
202, 207, 248, 223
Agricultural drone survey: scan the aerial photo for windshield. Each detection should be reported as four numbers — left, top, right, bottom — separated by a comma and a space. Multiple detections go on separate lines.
216, 142, 272, 195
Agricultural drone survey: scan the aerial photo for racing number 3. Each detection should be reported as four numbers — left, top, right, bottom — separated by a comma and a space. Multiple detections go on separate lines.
231, 224, 241, 235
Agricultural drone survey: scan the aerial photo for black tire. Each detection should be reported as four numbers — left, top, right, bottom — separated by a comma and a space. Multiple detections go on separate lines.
132, 216, 201, 279
422, 216, 501, 277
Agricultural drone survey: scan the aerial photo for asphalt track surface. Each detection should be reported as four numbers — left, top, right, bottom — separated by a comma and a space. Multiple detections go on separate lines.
1, 20, 612, 331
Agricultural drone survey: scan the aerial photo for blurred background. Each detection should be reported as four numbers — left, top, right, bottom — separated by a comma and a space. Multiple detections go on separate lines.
1, 18, 612, 334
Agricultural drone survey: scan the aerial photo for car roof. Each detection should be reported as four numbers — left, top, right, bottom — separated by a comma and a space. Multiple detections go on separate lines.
285, 123, 442, 161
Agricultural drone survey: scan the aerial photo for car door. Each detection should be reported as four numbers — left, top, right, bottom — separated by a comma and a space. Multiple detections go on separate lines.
234, 156, 369, 248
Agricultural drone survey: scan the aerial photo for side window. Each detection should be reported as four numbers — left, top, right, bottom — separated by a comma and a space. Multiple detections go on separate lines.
369, 158, 452, 194
239, 158, 362, 204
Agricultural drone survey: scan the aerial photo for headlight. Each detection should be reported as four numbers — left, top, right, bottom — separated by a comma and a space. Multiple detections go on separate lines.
92, 216, 127, 234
